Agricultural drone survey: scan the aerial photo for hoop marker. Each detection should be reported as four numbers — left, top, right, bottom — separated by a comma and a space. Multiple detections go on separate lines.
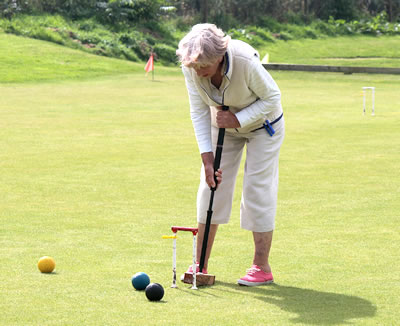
162, 235, 177, 239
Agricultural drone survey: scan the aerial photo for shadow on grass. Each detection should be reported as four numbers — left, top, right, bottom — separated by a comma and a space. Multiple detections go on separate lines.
216, 281, 376, 325
174, 285, 220, 298
40, 272, 59, 276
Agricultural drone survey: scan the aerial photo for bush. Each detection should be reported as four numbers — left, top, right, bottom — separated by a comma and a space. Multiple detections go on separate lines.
118, 31, 152, 60
284, 24, 306, 38
77, 18, 101, 32
212, 12, 239, 31
174, 16, 195, 32
100, 0, 163, 25
277, 31, 294, 41
247, 26, 275, 42
227, 28, 264, 47
121, 47, 139, 61
140, 21, 178, 47
255, 16, 283, 33
312, 19, 337, 36
153, 43, 176, 65
283, 10, 310, 25
31, 26, 64, 44
304, 26, 319, 39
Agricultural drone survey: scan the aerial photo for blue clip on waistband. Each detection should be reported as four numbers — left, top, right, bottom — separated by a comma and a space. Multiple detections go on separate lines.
263, 120, 275, 137
251, 113, 283, 135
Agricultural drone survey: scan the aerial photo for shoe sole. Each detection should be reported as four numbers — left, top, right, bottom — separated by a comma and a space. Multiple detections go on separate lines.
237, 279, 274, 286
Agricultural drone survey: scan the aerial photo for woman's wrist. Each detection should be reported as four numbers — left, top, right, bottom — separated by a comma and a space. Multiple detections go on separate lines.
201, 152, 214, 167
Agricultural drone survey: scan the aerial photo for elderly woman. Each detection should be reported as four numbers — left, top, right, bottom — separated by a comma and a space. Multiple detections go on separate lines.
176, 24, 284, 286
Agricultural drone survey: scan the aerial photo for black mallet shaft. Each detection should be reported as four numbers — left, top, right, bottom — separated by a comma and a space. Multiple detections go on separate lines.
199, 105, 229, 273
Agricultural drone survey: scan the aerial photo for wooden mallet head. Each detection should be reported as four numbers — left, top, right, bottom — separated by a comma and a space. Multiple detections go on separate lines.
183, 272, 215, 286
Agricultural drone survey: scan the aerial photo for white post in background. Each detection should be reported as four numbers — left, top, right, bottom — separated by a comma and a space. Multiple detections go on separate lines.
372, 87, 375, 116
362, 87, 375, 116
363, 88, 366, 115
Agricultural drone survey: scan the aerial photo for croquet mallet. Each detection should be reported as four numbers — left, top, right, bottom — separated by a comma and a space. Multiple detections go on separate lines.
183, 105, 229, 286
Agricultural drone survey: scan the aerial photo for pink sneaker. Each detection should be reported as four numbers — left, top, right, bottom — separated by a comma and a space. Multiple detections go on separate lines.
186, 262, 208, 274
237, 265, 274, 286
181, 263, 208, 281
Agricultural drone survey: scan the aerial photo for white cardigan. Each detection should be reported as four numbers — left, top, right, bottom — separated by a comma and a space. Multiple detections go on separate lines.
182, 40, 283, 154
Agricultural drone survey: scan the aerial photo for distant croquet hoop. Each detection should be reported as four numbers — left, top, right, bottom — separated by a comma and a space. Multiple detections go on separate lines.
362, 87, 375, 116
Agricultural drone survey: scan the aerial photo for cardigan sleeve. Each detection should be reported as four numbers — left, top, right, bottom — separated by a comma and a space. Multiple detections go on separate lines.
182, 67, 213, 154
235, 57, 282, 128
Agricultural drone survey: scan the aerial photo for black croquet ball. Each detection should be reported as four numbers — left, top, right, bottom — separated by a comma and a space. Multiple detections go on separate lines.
145, 283, 164, 301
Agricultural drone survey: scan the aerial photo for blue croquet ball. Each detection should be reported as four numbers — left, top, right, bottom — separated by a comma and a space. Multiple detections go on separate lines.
145, 283, 164, 301
131, 272, 150, 291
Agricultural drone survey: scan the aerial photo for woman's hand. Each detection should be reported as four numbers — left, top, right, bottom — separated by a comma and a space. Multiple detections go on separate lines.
216, 107, 241, 128
201, 152, 223, 189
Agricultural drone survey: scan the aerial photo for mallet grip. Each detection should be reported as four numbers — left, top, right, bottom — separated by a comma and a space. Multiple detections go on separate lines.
212, 105, 229, 191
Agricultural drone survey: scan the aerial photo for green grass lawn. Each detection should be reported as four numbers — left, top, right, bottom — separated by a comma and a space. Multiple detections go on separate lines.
262, 35, 400, 67
1, 32, 399, 325
0, 32, 158, 83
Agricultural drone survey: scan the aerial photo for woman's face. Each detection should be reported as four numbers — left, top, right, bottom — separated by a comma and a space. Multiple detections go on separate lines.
192, 57, 223, 78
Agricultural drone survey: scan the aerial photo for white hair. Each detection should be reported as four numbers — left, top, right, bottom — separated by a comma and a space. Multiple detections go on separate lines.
176, 24, 231, 68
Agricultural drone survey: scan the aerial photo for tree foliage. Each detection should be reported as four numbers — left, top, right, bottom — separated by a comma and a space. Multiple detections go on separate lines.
1, 0, 400, 23
169, 0, 400, 24
0, 0, 163, 23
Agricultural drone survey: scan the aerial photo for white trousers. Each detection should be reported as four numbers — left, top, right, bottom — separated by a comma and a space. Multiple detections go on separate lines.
197, 117, 285, 232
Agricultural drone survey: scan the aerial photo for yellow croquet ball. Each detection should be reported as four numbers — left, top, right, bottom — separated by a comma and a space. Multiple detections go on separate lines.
38, 256, 56, 273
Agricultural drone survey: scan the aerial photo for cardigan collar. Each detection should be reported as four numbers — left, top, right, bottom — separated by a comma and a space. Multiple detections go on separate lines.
224, 43, 233, 81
